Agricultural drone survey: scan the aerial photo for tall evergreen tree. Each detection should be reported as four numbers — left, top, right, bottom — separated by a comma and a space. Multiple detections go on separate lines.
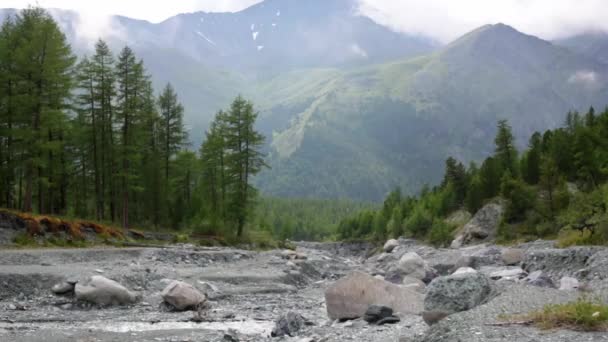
14, 8, 76, 213
494, 119, 518, 177
223, 96, 267, 237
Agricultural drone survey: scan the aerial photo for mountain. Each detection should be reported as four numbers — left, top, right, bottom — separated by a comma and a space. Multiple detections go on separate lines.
255, 24, 608, 200
2, 4, 607, 201
556, 31, 608, 64
0, 0, 436, 143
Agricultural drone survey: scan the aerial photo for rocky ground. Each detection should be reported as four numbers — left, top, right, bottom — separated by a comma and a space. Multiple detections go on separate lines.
0, 238, 607, 342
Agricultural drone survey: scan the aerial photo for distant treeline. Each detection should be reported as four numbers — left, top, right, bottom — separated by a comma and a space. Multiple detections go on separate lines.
339, 107, 608, 247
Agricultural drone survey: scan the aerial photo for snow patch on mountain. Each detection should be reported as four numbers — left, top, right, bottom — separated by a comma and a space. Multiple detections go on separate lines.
195, 31, 216, 46
253, 31, 259, 40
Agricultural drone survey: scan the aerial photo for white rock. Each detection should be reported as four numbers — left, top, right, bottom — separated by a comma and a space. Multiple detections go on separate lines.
161, 280, 206, 311
383, 239, 399, 253
453, 267, 477, 275
75, 276, 138, 306
559, 277, 579, 291
490, 268, 527, 280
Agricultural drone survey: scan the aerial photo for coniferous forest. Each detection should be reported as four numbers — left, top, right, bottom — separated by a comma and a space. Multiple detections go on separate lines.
339, 108, 608, 247
0, 8, 274, 238
1, 7, 607, 246
0, 7, 370, 242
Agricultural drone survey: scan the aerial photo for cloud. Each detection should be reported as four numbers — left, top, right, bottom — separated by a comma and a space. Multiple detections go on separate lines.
568, 70, 599, 86
4, 0, 608, 44
357, 0, 608, 43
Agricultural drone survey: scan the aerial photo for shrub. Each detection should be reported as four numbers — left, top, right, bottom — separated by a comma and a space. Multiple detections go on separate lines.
527, 298, 608, 331
427, 220, 455, 248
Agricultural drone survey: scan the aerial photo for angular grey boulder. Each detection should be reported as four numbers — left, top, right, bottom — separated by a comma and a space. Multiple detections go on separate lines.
75, 276, 138, 306
423, 271, 492, 325
451, 203, 504, 247
324, 271, 423, 320
525, 271, 555, 288
161, 280, 206, 311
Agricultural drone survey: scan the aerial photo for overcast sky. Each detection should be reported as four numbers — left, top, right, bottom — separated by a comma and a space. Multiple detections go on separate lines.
3, 0, 608, 42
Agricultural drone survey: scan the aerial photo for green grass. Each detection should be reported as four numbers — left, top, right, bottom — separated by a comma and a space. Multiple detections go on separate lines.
527, 298, 608, 331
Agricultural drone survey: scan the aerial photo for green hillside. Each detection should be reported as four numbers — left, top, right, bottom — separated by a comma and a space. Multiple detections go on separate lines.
254, 24, 608, 200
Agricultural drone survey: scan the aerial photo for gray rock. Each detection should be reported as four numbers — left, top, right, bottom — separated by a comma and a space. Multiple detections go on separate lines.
51, 281, 75, 295
325, 271, 423, 320
402, 276, 426, 293
423, 271, 492, 325
525, 271, 556, 288
559, 277, 579, 291
75, 276, 138, 306
383, 239, 399, 253
161, 280, 206, 311
522, 247, 597, 278
501, 248, 525, 266
451, 203, 503, 247
271, 312, 307, 337
394, 252, 437, 284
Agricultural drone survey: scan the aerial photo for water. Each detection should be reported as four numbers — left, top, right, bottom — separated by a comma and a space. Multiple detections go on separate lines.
0, 319, 274, 336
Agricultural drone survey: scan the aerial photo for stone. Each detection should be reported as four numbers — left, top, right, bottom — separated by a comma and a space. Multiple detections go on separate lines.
271, 312, 308, 337
501, 248, 525, 266
422, 311, 450, 325
223, 329, 239, 342
394, 252, 437, 284
363, 305, 393, 323
161, 280, 206, 311
489, 267, 527, 280
52, 281, 75, 295
453, 267, 477, 275
559, 277, 579, 291
423, 271, 492, 325
451, 203, 504, 247
402, 276, 426, 293
325, 271, 423, 320
383, 239, 399, 253
75, 276, 138, 306
525, 271, 555, 288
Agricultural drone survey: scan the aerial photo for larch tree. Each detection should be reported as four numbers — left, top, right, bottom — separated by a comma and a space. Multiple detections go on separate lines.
223, 96, 267, 237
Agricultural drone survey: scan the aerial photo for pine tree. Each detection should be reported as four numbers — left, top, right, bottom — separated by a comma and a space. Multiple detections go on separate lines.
223, 96, 267, 237
522, 132, 542, 184
92, 39, 117, 220
158, 83, 186, 189
115, 46, 148, 229
494, 120, 518, 177
14, 8, 76, 213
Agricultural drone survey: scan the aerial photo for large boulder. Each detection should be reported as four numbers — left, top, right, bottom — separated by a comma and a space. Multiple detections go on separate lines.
75, 276, 138, 306
423, 271, 492, 325
383, 239, 399, 253
451, 203, 504, 247
324, 271, 423, 320
161, 280, 206, 311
